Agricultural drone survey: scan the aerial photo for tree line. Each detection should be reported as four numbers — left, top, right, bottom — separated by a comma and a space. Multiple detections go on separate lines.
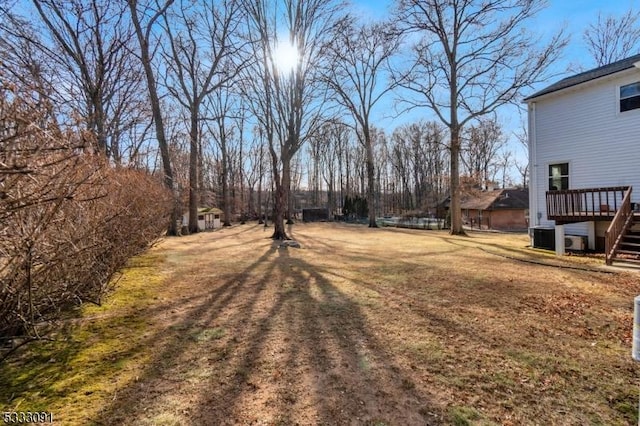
1, 0, 638, 239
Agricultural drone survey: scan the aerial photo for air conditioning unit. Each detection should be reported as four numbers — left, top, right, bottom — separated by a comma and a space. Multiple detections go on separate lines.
533, 227, 555, 250
565, 235, 586, 251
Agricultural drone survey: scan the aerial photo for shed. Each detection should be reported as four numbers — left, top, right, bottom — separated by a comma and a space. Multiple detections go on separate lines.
302, 207, 329, 222
182, 207, 222, 231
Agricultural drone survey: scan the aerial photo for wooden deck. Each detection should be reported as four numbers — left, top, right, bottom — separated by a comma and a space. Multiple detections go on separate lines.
546, 186, 640, 264
546, 187, 633, 224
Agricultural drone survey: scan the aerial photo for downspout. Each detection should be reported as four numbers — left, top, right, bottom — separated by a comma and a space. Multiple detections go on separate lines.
528, 101, 539, 227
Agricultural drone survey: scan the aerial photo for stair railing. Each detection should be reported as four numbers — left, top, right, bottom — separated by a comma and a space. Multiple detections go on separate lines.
605, 187, 633, 265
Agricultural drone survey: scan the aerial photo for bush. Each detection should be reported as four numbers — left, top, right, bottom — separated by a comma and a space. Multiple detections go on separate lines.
0, 84, 172, 342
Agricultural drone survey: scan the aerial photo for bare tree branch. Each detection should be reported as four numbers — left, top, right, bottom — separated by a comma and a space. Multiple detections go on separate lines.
584, 8, 640, 66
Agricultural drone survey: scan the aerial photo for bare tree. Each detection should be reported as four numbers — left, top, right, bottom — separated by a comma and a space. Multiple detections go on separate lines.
390, 135, 413, 211
323, 121, 350, 217
390, 121, 449, 215
332, 120, 353, 213
206, 85, 240, 227
127, 0, 180, 235
241, 0, 341, 239
395, 0, 566, 234
513, 122, 529, 188
305, 120, 344, 217
307, 130, 323, 206
584, 8, 640, 66
460, 118, 506, 189
496, 149, 513, 188
308, 119, 352, 215
162, 0, 244, 233
245, 132, 269, 221
325, 21, 400, 227
320, 133, 338, 218
1, 0, 148, 163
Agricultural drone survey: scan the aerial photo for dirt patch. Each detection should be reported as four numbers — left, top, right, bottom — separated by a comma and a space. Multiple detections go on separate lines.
2, 223, 640, 425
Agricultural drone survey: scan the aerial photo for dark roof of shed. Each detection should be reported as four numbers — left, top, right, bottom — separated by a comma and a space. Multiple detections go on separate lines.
460, 188, 528, 211
525, 53, 640, 101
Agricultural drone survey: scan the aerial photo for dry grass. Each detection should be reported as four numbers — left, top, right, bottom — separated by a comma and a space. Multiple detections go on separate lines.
1, 222, 639, 425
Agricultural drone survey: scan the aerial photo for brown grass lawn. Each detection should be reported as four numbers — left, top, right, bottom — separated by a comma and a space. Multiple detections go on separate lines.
2, 222, 640, 425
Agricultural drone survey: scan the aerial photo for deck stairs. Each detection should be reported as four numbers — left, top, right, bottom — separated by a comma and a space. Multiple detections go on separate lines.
612, 217, 640, 265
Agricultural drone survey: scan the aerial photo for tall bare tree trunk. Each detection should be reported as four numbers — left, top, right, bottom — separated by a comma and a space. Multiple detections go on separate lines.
222, 135, 231, 227
257, 144, 264, 224
188, 109, 199, 233
286, 179, 294, 225
198, 128, 206, 203
362, 127, 378, 228
128, 0, 179, 236
365, 139, 377, 228
448, 64, 464, 235
449, 126, 463, 234
271, 153, 289, 239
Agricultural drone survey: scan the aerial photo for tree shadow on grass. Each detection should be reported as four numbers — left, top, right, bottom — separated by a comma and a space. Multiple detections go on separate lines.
90, 229, 441, 425
190, 245, 442, 424
164, 223, 269, 257
272, 247, 441, 424
86, 244, 279, 424
1, 225, 278, 423
289, 225, 640, 424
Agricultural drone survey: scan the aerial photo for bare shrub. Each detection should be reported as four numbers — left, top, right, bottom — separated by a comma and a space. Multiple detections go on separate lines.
0, 79, 172, 342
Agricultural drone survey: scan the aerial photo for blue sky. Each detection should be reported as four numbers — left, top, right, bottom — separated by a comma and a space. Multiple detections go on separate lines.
352, 0, 639, 182
354, 0, 638, 71
534, 0, 639, 69
356, 0, 638, 118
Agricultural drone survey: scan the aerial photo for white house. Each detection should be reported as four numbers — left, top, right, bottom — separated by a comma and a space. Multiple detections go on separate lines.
525, 53, 640, 264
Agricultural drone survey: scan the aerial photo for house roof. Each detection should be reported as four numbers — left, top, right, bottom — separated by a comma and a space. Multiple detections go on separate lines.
460, 190, 501, 210
525, 53, 640, 101
460, 188, 528, 211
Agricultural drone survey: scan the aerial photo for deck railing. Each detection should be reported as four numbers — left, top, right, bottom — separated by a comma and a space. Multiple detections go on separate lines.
546, 186, 629, 222
605, 187, 633, 265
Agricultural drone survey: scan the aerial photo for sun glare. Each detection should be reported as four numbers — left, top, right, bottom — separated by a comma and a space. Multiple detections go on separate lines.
273, 41, 299, 74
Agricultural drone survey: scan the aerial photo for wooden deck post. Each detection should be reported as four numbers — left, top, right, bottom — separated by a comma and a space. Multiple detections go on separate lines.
555, 224, 565, 256
587, 221, 596, 251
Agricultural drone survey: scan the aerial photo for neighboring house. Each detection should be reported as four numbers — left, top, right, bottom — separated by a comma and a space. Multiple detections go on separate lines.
182, 207, 222, 231
525, 53, 640, 264
461, 188, 529, 231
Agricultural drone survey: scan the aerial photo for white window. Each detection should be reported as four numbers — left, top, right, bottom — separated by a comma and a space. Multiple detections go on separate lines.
549, 163, 568, 190
620, 82, 640, 112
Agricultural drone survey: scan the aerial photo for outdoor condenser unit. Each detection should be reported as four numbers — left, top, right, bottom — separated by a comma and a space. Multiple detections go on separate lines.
564, 235, 586, 251
532, 227, 555, 250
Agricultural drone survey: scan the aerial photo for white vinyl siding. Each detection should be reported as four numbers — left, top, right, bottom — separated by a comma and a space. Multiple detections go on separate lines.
530, 69, 640, 232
